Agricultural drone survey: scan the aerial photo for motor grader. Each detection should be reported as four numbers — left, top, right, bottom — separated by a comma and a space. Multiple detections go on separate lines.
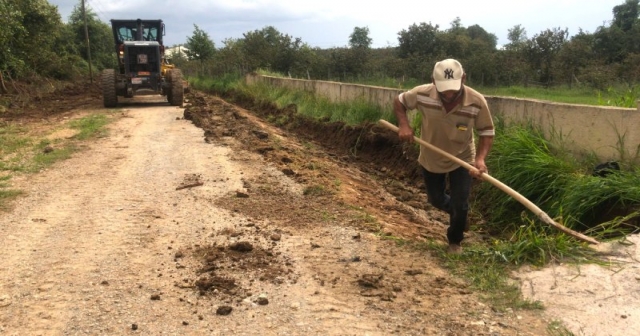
101, 19, 186, 107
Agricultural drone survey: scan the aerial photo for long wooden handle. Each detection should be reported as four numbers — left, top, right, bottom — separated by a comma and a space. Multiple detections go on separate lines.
378, 119, 599, 245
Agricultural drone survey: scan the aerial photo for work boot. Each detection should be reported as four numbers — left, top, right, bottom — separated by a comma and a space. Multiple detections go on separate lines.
447, 243, 462, 255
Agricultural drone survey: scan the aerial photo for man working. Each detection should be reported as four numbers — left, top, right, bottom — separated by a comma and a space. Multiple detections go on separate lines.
393, 58, 495, 254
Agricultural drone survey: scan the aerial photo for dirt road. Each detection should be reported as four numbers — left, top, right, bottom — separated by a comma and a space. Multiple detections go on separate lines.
0, 93, 553, 335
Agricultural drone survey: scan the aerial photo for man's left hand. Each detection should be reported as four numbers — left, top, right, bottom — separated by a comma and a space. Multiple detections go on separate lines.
471, 159, 488, 179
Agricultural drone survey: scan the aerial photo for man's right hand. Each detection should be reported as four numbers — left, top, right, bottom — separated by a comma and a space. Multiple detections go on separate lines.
393, 96, 414, 143
397, 124, 414, 143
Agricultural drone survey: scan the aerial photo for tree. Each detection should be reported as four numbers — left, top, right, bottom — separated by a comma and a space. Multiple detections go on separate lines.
467, 24, 498, 49
349, 26, 372, 49
612, 0, 639, 32
594, 0, 640, 64
1, 0, 70, 78
241, 26, 308, 76
595, 24, 629, 63
397, 22, 440, 59
185, 24, 216, 63
448, 17, 465, 36
292, 44, 320, 79
557, 29, 596, 87
347, 27, 372, 76
68, 2, 114, 71
525, 27, 569, 84
215, 38, 247, 74
505, 24, 527, 51
0, 0, 25, 78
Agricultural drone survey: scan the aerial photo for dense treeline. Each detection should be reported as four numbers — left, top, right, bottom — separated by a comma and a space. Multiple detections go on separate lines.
0, 0, 114, 91
176, 0, 640, 91
1, 0, 639, 93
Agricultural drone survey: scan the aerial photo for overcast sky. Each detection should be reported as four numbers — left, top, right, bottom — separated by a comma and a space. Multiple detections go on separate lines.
49, 0, 624, 49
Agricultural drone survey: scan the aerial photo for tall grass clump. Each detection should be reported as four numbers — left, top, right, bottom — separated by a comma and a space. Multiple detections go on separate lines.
596, 85, 640, 108
477, 118, 640, 239
477, 119, 579, 231
560, 170, 640, 236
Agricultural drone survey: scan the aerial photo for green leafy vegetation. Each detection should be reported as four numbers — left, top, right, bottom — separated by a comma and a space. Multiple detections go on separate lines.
1, 0, 114, 84
69, 114, 110, 140
476, 119, 640, 239
192, 77, 395, 126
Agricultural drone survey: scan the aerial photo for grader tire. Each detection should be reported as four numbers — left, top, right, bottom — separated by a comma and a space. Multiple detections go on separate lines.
101, 69, 117, 108
168, 69, 184, 107
165, 70, 173, 103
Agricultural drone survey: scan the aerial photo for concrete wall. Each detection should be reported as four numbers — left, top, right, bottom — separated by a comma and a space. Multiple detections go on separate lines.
485, 97, 640, 160
246, 74, 640, 161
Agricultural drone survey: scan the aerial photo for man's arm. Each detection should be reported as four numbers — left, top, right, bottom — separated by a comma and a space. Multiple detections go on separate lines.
393, 95, 414, 143
472, 135, 494, 178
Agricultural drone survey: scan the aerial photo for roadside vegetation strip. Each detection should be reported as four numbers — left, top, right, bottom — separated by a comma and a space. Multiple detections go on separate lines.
0, 113, 116, 210
255, 69, 638, 108
479, 85, 638, 107
478, 119, 640, 239
191, 74, 395, 126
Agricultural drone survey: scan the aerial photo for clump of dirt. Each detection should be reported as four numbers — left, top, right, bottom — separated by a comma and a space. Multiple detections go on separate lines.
190, 239, 296, 300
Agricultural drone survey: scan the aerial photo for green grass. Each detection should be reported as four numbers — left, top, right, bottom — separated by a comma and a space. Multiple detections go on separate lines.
433, 226, 597, 311
547, 321, 576, 336
476, 118, 640, 239
32, 143, 75, 170
0, 124, 34, 172
255, 70, 639, 108
191, 74, 395, 126
69, 114, 110, 140
0, 175, 23, 211
239, 81, 395, 125
478, 85, 605, 105
382, 235, 549, 311
0, 113, 115, 210
189, 73, 245, 93
303, 184, 333, 196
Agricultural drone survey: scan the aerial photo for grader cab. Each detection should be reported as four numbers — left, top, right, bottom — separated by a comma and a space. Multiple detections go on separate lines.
101, 19, 184, 107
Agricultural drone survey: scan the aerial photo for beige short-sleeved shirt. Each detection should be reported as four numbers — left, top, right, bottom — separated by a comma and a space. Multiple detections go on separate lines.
399, 84, 494, 173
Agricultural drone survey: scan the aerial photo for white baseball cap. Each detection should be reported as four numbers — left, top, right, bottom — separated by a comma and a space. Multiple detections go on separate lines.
433, 59, 464, 92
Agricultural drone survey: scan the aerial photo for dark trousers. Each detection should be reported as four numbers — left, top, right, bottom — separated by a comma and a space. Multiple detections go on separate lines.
422, 166, 472, 245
